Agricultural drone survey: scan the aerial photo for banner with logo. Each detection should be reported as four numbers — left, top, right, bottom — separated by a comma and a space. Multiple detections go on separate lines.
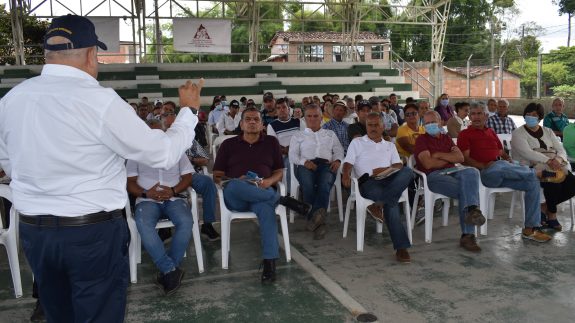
173, 18, 231, 54
88, 17, 120, 52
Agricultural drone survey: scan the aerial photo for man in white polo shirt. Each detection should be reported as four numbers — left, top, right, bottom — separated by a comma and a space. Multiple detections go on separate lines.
342, 112, 414, 263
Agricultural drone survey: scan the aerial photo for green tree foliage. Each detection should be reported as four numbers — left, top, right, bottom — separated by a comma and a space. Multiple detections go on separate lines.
553, 0, 575, 46
509, 58, 568, 98
552, 84, 575, 98
0, 5, 49, 65
389, 0, 516, 64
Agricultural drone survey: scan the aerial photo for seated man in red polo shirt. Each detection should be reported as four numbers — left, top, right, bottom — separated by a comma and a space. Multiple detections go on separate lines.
457, 101, 551, 243
414, 111, 486, 252
213, 107, 308, 284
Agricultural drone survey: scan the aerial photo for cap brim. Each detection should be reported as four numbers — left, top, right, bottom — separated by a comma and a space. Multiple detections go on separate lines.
97, 40, 107, 50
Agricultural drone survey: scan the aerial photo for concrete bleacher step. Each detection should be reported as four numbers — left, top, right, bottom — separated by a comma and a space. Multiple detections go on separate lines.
372, 87, 395, 92
136, 75, 160, 80
360, 72, 381, 77
255, 73, 277, 78
0, 78, 27, 84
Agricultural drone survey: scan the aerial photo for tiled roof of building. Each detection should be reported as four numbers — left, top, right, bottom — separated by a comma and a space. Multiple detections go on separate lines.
269, 31, 389, 46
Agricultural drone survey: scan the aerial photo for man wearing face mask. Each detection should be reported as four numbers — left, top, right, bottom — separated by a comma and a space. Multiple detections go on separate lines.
434, 93, 455, 122
486, 99, 516, 134
458, 102, 551, 243
414, 111, 486, 252
208, 97, 227, 134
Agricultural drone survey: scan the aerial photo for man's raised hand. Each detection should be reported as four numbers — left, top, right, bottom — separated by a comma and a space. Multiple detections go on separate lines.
179, 78, 205, 110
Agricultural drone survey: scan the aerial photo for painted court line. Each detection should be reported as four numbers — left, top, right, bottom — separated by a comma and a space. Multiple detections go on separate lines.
278, 234, 374, 321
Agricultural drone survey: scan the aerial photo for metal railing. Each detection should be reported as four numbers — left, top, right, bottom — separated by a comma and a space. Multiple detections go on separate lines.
390, 50, 435, 101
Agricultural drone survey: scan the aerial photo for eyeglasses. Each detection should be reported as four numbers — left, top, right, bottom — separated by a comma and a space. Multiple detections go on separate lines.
405, 112, 418, 117
162, 112, 176, 118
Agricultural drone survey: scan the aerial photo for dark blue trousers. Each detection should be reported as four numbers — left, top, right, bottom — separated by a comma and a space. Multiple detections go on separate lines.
20, 213, 130, 323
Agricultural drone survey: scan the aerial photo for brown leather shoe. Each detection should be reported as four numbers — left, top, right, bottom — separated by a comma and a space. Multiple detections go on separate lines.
395, 249, 411, 263
366, 203, 384, 223
460, 234, 481, 252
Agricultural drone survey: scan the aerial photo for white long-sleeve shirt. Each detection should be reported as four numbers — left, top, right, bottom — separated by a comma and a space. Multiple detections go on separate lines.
0, 64, 197, 217
289, 128, 344, 166
216, 111, 241, 134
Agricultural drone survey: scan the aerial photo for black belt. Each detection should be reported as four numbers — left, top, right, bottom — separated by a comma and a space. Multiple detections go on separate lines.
20, 210, 123, 227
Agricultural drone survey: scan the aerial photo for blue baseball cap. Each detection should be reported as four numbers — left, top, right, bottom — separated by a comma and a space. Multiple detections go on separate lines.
44, 14, 107, 51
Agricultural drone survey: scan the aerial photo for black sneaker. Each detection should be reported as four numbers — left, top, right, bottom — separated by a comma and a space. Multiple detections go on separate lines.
261, 259, 276, 284
162, 267, 185, 296
279, 196, 311, 216
30, 299, 45, 323
201, 223, 221, 241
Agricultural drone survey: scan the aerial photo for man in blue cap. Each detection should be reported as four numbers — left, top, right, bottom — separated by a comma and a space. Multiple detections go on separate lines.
0, 15, 204, 323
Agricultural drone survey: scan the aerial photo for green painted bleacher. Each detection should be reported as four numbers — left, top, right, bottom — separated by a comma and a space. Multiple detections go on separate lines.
0, 63, 416, 103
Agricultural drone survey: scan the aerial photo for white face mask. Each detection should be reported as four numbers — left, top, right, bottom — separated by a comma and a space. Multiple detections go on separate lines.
215, 104, 222, 110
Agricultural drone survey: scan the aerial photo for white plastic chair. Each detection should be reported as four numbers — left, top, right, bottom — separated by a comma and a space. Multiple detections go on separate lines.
408, 156, 452, 243
211, 135, 237, 161
343, 177, 412, 252
126, 187, 204, 283
207, 126, 218, 153
0, 184, 22, 298
478, 183, 523, 235
288, 162, 343, 223
218, 182, 290, 270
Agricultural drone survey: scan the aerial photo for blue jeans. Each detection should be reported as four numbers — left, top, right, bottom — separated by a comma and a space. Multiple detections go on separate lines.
481, 160, 541, 228
359, 167, 414, 250
295, 163, 337, 219
20, 213, 129, 323
191, 173, 217, 223
427, 168, 479, 234
223, 179, 280, 259
135, 199, 193, 274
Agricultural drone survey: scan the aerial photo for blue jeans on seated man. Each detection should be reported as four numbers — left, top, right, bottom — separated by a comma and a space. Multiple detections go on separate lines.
295, 163, 337, 219
191, 173, 217, 223
480, 160, 541, 228
359, 167, 414, 250
427, 167, 479, 234
135, 199, 193, 274
223, 179, 280, 260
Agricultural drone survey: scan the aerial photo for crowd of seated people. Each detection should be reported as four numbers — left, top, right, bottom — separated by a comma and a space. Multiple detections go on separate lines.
119, 91, 574, 296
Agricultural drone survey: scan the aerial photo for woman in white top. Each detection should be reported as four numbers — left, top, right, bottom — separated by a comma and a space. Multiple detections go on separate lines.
511, 102, 575, 231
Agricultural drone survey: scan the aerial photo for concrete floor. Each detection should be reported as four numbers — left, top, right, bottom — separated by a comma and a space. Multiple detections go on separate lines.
1, 192, 575, 323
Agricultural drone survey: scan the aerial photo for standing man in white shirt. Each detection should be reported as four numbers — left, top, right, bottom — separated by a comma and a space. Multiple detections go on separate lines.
216, 99, 242, 135
342, 112, 414, 263
0, 15, 203, 323
289, 104, 344, 240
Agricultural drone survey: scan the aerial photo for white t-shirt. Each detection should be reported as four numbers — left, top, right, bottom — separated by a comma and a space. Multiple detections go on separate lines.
344, 135, 401, 177
126, 153, 193, 204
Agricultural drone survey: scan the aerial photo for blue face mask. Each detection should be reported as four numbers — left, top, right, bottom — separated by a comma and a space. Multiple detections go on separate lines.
215, 104, 223, 110
440, 99, 449, 106
524, 115, 539, 128
425, 123, 441, 136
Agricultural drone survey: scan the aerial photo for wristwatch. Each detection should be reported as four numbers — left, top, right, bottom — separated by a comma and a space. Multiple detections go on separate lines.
141, 189, 147, 198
